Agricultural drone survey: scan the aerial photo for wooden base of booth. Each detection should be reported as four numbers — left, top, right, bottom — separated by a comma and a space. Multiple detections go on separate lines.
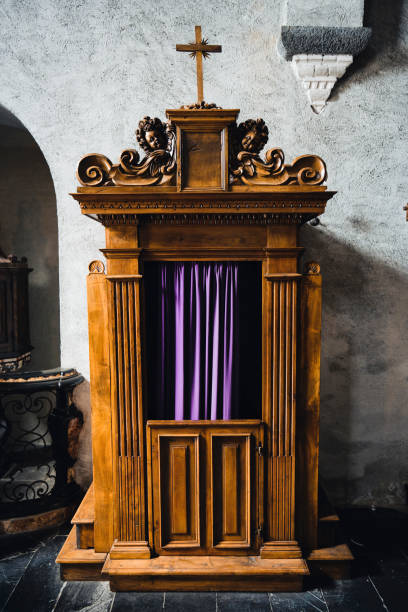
56, 484, 354, 590
57, 528, 107, 582
103, 554, 308, 592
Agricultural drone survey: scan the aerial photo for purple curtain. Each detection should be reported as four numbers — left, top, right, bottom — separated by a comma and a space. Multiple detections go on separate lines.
157, 263, 238, 420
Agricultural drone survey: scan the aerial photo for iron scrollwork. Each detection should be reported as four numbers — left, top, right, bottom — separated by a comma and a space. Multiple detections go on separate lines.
0, 369, 84, 517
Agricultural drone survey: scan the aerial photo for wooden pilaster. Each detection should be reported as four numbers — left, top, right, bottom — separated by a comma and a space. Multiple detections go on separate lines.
261, 227, 302, 559
296, 263, 322, 551
87, 262, 114, 552
105, 225, 150, 559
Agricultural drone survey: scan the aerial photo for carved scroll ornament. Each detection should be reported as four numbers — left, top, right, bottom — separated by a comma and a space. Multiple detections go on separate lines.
230, 119, 326, 186
77, 113, 326, 188
77, 117, 176, 187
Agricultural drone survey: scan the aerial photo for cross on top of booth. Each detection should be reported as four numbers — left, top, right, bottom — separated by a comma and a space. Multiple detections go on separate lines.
176, 26, 222, 104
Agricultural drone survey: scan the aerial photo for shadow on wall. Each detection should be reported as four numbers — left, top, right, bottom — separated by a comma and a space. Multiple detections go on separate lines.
301, 223, 408, 507
331, 0, 407, 100
0, 104, 60, 370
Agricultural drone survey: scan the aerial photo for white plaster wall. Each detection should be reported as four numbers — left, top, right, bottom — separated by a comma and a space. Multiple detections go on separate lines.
283, 0, 364, 27
1, 0, 407, 505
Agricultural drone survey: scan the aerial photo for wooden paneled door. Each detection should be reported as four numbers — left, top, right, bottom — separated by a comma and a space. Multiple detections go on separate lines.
147, 420, 264, 556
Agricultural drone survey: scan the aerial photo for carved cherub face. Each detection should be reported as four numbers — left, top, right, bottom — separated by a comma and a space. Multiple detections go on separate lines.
241, 129, 261, 153
144, 129, 167, 151
237, 119, 269, 155
136, 116, 168, 153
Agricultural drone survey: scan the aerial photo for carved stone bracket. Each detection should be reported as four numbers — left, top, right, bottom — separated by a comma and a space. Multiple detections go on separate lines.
291, 54, 353, 114
278, 1, 371, 114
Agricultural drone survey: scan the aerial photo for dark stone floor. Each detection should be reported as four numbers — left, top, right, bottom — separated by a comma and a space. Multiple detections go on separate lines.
1, 507, 407, 611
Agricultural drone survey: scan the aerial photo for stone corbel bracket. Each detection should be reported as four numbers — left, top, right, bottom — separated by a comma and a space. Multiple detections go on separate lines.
279, 26, 371, 113
291, 53, 353, 114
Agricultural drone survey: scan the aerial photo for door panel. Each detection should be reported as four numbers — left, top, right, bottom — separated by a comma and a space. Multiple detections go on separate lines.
155, 434, 201, 552
211, 434, 251, 549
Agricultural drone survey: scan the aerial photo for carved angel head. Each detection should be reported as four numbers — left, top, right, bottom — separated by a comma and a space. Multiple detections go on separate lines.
136, 116, 169, 153
236, 118, 269, 155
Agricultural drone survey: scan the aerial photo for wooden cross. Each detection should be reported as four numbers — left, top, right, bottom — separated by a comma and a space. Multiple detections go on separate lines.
176, 26, 222, 104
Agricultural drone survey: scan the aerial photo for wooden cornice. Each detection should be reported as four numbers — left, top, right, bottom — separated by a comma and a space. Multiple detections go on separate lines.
100, 246, 305, 262
72, 187, 335, 225
74, 185, 330, 197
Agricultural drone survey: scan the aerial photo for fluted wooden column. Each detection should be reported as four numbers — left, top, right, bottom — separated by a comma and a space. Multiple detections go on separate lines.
104, 224, 150, 559
261, 243, 302, 559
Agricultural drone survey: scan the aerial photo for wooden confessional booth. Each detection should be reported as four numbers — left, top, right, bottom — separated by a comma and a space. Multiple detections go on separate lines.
57, 105, 353, 591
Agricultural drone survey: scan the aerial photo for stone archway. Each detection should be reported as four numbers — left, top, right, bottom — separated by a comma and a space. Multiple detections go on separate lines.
0, 104, 60, 369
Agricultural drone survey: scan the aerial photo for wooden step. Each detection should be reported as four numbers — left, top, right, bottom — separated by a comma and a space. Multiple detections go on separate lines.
308, 543, 354, 580
56, 526, 107, 581
71, 483, 95, 549
103, 554, 309, 592
318, 484, 342, 548
318, 512, 342, 548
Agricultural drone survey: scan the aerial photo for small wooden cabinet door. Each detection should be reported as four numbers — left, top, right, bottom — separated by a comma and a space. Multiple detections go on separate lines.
210, 434, 252, 551
147, 420, 263, 556
151, 433, 202, 554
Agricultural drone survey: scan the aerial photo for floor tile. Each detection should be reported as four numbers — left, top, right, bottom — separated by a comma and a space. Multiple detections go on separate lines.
217, 592, 270, 611
322, 577, 385, 611
53, 581, 114, 611
111, 591, 164, 611
368, 575, 408, 612
165, 592, 216, 611
2, 535, 65, 612
269, 588, 327, 611
0, 531, 52, 562
0, 549, 36, 612
367, 548, 408, 612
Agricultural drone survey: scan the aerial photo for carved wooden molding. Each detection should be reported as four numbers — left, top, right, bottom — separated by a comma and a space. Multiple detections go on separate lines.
180, 102, 221, 109
230, 118, 326, 186
231, 151, 326, 186
96, 213, 318, 226
304, 261, 321, 275
88, 260, 105, 274
77, 117, 176, 187
79, 199, 326, 211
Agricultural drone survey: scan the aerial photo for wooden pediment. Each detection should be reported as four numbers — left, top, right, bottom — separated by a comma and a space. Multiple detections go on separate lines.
73, 106, 334, 225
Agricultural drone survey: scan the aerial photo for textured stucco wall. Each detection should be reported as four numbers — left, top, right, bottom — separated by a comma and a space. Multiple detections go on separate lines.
1, 0, 407, 504
283, 0, 364, 27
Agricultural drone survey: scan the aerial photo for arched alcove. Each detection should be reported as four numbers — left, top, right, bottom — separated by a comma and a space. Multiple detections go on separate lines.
0, 105, 60, 369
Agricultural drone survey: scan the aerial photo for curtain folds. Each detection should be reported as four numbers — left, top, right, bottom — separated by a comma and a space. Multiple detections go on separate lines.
158, 262, 238, 420
146, 261, 261, 422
